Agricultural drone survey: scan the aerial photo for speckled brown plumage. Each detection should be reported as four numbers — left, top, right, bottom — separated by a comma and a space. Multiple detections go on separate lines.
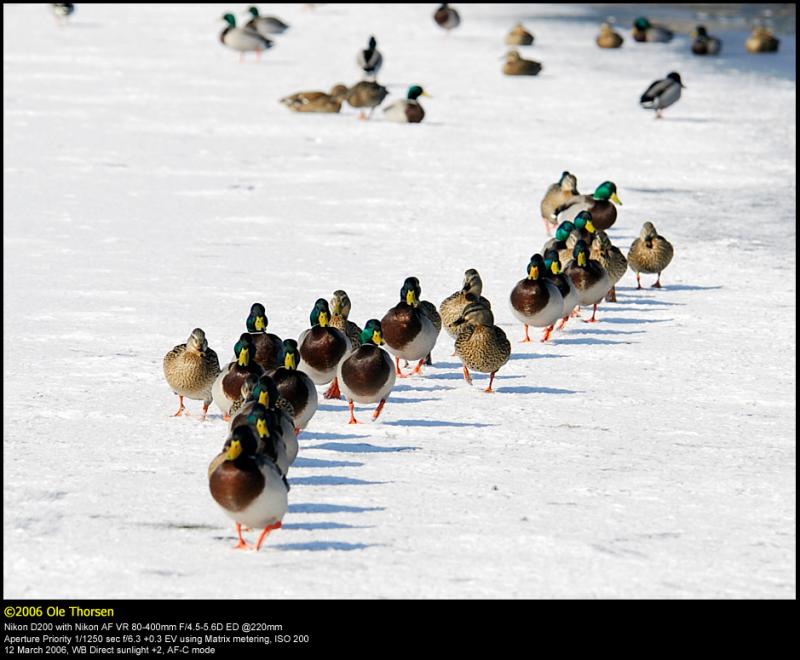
503, 50, 542, 76
506, 23, 534, 46
346, 81, 389, 109
330, 315, 362, 350
163, 330, 220, 404
440, 291, 492, 338
627, 222, 674, 275
591, 231, 628, 285
540, 173, 579, 229
455, 322, 511, 374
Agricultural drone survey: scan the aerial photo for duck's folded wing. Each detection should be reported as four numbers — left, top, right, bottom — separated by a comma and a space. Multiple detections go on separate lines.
640, 79, 669, 105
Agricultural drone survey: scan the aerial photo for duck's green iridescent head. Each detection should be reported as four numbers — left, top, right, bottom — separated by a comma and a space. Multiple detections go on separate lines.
401, 277, 421, 306
248, 6, 260, 18
574, 211, 596, 233
246, 302, 268, 332
222, 13, 237, 27
695, 25, 708, 38
543, 249, 562, 275
593, 181, 621, 205
224, 426, 257, 462
281, 338, 300, 370
407, 85, 428, 101
234, 334, 252, 366
526, 254, 546, 280
555, 221, 575, 243
634, 17, 651, 31
247, 403, 272, 437
359, 319, 384, 346
573, 240, 589, 267
310, 298, 330, 328
251, 374, 279, 409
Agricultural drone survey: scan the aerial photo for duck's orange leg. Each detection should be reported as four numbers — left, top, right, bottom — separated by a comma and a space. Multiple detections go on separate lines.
583, 304, 599, 323
201, 402, 210, 421
323, 377, 341, 399
484, 372, 496, 393
462, 365, 473, 385
255, 521, 282, 551
519, 324, 532, 343
409, 359, 425, 376
541, 325, 554, 342
636, 272, 642, 289
652, 273, 662, 288
372, 399, 386, 421
233, 523, 252, 550
557, 315, 569, 331
395, 356, 409, 378
172, 395, 185, 417
347, 400, 361, 424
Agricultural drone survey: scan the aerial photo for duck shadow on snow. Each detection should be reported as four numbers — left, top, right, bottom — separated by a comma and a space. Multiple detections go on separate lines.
566, 327, 644, 336
288, 503, 385, 514
508, 352, 566, 360
291, 457, 364, 469
273, 541, 381, 552
298, 431, 363, 441
305, 441, 418, 453
600, 317, 671, 325
392, 383, 454, 393
552, 336, 634, 346
281, 521, 374, 531
383, 419, 496, 428
496, 386, 578, 395
426, 372, 523, 381
660, 284, 722, 292
290, 475, 387, 487
607, 294, 683, 306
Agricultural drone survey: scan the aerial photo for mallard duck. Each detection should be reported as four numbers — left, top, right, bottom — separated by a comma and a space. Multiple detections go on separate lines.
229, 374, 293, 435
434, 3, 461, 31
383, 85, 429, 124
381, 277, 440, 377
439, 269, 492, 339
211, 334, 265, 419
280, 85, 349, 113
627, 222, 674, 288
244, 303, 283, 371
565, 211, 598, 253
640, 72, 685, 119
208, 426, 287, 551
244, 6, 289, 36
746, 26, 779, 53
540, 171, 579, 235
597, 22, 623, 48
453, 303, 510, 393
564, 240, 610, 323
338, 319, 396, 424
692, 25, 722, 55
357, 36, 383, 79
506, 23, 534, 46
345, 81, 390, 120
510, 254, 564, 342
234, 402, 296, 476
590, 230, 628, 302
52, 3, 74, 21
298, 299, 351, 399
330, 290, 363, 349
269, 339, 318, 432
503, 50, 542, 76
632, 17, 673, 43
414, 277, 442, 365
163, 328, 221, 419
542, 220, 577, 267
543, 249, 579, 332
220, 13, 272, 62
555, 181, 621, 230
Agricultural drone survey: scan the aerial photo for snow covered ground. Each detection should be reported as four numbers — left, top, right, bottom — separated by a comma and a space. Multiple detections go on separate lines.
3, 3, 795, 598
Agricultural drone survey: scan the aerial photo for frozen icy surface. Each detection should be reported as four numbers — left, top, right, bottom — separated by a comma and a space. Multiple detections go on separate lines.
3, 3, 795, 598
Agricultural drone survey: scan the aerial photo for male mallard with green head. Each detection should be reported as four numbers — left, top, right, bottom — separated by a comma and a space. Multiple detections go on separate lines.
330, 290, 363, 349
245, 303, 283, 371
503, 50, 542, 76
235, 402, 296, 476
212, 334, 265, 419
381, 277, 440, 377
542, 220, 577, 266
383, 85, 430, 124
543, 249, 579, 332
228, 374, 259, 421
280, 85, 349, 113
510, 254, 564, 342
506, 23, 534, 46
244, 6, 289, 36
627, 222, 674, 288
208, 425, 287, 551
439, 269, 492, 339
564, 240, 610, 322
632, 17, 673, 43
597, 23, 623, 48
453, 303, 511, 393
590, 230, 628, 302
338, 320, 396, 424
555, 181, 621, 230
540, 171, 579, 235
565, 210, 598, 252
269, 339, 318, 433
163, 328, 221, 419
219, 13, 273, 62
229, 374, 293, 434
345, 81, 389, 120
298, 298, 351, 399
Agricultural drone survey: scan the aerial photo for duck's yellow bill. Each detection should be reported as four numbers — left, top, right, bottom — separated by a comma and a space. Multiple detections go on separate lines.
318, 311, 328, 327
528, 265, 539, 280
372, 330, 383, 345
406, 290, 416, 306
256, 418, 269, 438
284, 353, 296, 370
550, 261, 560, 274
238, 347, 249, 366
586, 220, 596, 233
226, 440, 242, 461
421, 91, 432, 98
578, 252, 587, 267
611, 193, 622, 205
258, 391, 269, 406
255, 316, 265, 331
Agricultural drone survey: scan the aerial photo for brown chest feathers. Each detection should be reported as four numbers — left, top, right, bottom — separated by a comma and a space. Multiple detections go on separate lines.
209, 458, 265, 512
341, 345, 391, 397
381, 302, 422, 349
300, 326, 348, 371
510, 279, 553, 316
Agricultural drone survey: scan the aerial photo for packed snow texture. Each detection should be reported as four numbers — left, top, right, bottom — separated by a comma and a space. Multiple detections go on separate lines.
3, 3, 796, 598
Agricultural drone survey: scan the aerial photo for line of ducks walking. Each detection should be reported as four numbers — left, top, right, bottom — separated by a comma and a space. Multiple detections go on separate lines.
162, 172, 673, 550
